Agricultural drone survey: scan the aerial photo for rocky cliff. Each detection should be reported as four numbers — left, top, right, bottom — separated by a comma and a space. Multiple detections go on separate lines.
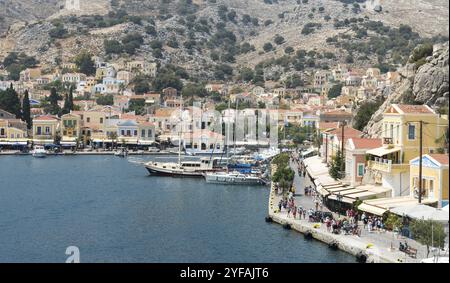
364, 42, 449, 138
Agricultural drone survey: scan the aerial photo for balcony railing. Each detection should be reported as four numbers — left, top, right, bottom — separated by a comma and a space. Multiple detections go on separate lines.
383, 137, 393, 145
368, 158, 393, 173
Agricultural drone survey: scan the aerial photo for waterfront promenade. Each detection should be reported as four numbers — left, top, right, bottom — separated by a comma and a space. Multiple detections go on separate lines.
268, 161, 430, 263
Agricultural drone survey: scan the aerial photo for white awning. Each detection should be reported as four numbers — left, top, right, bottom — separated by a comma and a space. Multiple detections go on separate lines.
33, 139, 54, 144
366, 146, 401, 157
358, 203, 388, 216
0, 141, 28, 145
60, 141, 76, 146
138, 140, 155, 145
328, 194, 355, 204
316, 185, 330, 197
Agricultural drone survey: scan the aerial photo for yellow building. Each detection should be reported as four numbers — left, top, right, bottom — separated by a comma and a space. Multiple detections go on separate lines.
0, 119, 28, 148
366, 104, 448, 197
410, 154, 449, 208
61, 113, 81, 147
32, 116, 60, 144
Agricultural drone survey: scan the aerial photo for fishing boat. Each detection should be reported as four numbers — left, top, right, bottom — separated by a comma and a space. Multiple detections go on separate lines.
145, 157, 221, 177
204, 171, 264, 185
32, 145, 47, 158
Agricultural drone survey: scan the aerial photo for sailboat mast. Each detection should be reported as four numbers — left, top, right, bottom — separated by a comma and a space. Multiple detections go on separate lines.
234, 99, 238, 155
178, 93, 183, 165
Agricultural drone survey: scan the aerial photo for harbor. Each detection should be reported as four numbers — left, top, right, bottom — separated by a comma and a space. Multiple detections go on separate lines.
0, 155, 354, 263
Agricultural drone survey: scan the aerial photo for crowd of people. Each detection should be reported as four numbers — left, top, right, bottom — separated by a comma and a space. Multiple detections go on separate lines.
361, 212, 386, 233
274, 151, 387, 238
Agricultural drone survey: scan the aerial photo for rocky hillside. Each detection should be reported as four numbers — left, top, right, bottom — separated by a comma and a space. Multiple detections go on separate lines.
364, 42, 449, 137
0, 0, 448, 82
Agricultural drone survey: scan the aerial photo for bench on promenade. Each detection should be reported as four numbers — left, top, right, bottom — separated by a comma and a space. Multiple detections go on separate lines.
405, 247, 418, 258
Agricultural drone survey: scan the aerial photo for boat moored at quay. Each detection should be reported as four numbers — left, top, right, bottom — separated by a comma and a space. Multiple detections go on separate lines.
145, 157, 223, 177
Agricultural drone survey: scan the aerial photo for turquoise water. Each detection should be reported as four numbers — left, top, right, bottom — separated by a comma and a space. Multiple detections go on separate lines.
0, 155, 354, 263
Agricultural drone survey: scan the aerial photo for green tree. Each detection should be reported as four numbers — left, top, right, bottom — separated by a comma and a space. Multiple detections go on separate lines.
274, 34, 285, 45
353, 100, 383, 131
47, 87, 61, 115
96, 94, 114, 105
0, 84, 21, 118
263, 42, 273, 52
238, 67, 254, 82
133, 78, 151, 94
328, 83, 343, 99
410, 219, 446, 256
74, 51, 95, 76
329, 149, 344, 180
182, 83, 208, 98
22, 90, 32, 129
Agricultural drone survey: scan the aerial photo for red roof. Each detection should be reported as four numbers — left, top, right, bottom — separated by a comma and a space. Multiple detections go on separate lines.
350, 138, 382, 149
429, 154, 449, 165
387, 104, 435, 114
329, 126, 363, 139
321, 110, 353, 117
34, 115, 59, 121
319, 122, 339, 131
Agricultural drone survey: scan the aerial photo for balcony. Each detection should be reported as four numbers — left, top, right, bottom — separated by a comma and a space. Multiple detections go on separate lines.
368, 158, 410, 174
368, 158, 392, 173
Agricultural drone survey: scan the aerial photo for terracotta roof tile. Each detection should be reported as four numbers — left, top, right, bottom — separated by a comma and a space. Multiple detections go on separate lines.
350, 138, 382, 149
397, 104, 434, 114
33, 115, 59, 121
429, 154, 449, 165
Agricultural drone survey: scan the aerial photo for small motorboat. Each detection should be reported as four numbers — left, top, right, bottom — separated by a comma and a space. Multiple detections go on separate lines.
114, 148, 128, 157
32, 146, 47, 158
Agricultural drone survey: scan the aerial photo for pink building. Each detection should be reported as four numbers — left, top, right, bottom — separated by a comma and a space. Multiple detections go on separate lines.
345, 138, 382, 186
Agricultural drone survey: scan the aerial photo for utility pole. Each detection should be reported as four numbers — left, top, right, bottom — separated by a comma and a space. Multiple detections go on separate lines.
340, 122, 345, 179
419, 120, 423, 204
324, 133, 328, 164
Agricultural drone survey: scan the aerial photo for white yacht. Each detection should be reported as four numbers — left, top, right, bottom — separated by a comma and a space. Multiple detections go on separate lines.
145, 158, 220, 177
32, 145, 47, 158
204, 171, 263, 185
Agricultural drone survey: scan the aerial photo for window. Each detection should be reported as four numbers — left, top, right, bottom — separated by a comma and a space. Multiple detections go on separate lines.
147, 129, 152, 138
408, 124, 415, 140
100, 118, 103, 124
126, 130, 131, 136
121, 130, 125, 136
357, 163, 365, 177
429, 179, 434, 195
134, 130, 137, 136
396, 125, 399, 143
141, 130, 145, 137
45, 127, 50, 134
390, 124, 394, 138
87, 117, 90, 123
0, 128, 4, 136
37, 127, 42, 135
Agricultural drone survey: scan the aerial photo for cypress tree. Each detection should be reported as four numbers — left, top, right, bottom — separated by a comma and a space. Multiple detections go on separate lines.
22, 90, 32, 129
0, 84, 22, 118
62, 86, 74, 114
48, 87, 61, 116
